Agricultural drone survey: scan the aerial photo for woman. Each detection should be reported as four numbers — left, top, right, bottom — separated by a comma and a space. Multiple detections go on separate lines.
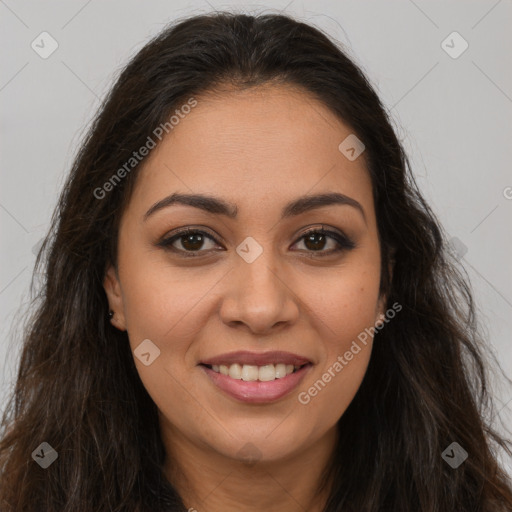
1, 11, 511, 512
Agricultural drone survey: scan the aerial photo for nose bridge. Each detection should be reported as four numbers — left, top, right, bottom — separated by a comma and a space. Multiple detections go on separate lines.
240, 245, 281, 292
219, 237, 298, 333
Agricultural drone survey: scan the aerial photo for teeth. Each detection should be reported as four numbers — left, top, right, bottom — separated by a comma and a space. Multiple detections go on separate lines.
229, 363, 243, 379
275, 363, 288, 379
259, 364, 276, 381
209, 362, 302, 381
241, 365, 259, 381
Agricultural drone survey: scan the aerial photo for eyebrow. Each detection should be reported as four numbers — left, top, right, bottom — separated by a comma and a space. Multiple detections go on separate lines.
144, 191, 366, 224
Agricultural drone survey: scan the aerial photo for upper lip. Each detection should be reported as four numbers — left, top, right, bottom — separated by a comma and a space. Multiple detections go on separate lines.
200, 350, 312, 367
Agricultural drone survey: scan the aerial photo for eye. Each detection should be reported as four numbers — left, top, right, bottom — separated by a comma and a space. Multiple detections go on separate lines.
157, 225, 355, 258
291, 226, 355, 255
157, 228, 220, 257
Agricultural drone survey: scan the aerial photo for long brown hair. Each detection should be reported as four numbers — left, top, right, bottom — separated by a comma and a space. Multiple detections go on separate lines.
1, 11, 511, 511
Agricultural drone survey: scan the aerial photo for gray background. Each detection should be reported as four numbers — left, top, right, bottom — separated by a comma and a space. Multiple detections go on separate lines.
1, 0, 511, 474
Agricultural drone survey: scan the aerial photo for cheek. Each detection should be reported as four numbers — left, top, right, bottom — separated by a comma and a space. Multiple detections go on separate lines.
117, 260, 216, 420
300, 261, 381, 348
293, 265, 380, 420
118, 245, 216, 348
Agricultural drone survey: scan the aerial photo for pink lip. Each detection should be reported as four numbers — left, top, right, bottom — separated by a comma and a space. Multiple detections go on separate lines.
200, 350, 311, 367
200, 363, 312, 404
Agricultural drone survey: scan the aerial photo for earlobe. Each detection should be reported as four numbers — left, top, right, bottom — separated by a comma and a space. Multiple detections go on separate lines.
375, 298, 387, 328
375, 249, 395, 328
103, 265, 127, 331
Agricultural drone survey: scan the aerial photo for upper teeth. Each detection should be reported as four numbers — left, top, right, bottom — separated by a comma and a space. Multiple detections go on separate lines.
211, 363, 300, 381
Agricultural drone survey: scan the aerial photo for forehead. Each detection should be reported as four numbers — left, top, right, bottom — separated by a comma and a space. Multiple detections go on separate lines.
128, 83, 374, 222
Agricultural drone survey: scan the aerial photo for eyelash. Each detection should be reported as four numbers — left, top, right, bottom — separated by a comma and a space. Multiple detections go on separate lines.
157, 226, 356, 258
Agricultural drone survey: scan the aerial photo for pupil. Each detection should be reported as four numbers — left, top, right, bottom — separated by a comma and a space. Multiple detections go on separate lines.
180, 232, 327, 252
183, 233, 203, 250
305, 233, 325, 251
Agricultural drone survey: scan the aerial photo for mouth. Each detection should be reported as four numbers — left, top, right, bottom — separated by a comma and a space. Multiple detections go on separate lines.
199, 361, 313, 404
200, 362, 309, 381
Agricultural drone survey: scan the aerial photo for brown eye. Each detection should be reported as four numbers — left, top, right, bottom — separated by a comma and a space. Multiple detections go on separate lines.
302, 232, 330, 251
292, 227, 355, 255
178, 232, 210, 251
157, 228, 220, 257
157, 226, 355, 258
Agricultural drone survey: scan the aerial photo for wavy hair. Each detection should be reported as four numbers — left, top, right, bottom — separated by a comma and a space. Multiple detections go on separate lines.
1, 11, 511, 511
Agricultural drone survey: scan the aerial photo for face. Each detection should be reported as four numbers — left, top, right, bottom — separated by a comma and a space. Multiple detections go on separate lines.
104, 84, 388, 467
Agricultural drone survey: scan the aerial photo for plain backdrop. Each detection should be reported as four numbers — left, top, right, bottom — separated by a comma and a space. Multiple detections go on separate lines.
1, 0, 511, 475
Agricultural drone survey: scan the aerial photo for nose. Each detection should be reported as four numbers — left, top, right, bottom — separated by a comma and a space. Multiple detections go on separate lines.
219, 249, 300, 336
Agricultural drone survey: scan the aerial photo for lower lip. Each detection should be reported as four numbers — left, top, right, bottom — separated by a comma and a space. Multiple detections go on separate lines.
200, 364, 312, 404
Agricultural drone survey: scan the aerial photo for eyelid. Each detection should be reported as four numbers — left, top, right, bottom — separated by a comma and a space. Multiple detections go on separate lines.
156, 224, 355, 256
159, 226, 222, 246
293, 225, 356, 253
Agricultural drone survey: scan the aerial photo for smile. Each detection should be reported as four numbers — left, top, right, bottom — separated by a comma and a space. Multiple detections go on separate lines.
205, 362, 304, 381
200, 362, 312, 404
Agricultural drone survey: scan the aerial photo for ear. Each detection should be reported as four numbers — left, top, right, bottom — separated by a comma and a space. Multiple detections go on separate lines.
375, 295, 388, 328
375, 250, 395, 327
103, 264, 127, 331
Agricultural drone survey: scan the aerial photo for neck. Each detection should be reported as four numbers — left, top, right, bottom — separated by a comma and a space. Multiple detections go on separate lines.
161, 425, 338, 512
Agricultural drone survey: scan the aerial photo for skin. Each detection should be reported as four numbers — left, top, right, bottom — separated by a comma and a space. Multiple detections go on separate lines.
104, 83, 390, 512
